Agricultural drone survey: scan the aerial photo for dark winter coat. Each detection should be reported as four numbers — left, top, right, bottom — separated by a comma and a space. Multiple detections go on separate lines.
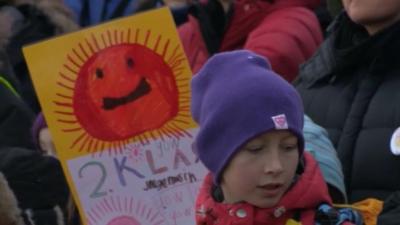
377, 191, 400, 225
0, 56, 35, 149
0, 147, 70, 225
294, 13, 400, 202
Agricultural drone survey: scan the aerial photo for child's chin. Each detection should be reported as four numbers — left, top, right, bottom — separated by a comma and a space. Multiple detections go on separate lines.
249, 197, 280, 209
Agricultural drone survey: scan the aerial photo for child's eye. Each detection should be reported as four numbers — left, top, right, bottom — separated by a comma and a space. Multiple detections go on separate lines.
246, 146, 263, 153
282, 145, 297, 152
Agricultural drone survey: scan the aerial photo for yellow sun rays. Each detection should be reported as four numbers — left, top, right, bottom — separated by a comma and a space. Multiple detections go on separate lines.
54, 28, 192, 155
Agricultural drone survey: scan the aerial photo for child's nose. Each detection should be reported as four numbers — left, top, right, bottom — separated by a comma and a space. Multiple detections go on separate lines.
263, 152, 283, 175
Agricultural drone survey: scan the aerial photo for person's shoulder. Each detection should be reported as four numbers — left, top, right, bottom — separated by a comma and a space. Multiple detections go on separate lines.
253, 6, 322, 40
0, 147, 69, 225
293, 33, 336, 86
0, 147, 62, 181
178, 14, 199, 32
267, 6, 318, 21
0, 147, 54, 166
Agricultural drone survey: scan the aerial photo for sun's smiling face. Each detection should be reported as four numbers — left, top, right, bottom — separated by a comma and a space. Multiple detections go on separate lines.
74, 44, 178, 141
55, 29, 191, 153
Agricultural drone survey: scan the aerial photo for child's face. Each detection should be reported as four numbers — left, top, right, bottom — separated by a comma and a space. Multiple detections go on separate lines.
220, 130, 299, 208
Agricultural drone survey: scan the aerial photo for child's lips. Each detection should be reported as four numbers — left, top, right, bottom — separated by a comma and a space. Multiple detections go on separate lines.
257, 183, 283, 196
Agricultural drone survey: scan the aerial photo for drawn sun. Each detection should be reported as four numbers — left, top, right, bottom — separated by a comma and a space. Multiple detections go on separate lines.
86, 196, 165, 225
54, 29, 192, 154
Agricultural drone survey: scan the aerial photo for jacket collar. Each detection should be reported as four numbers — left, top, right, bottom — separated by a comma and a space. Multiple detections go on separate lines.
298, 12, 400, 87
195, 152, 331, 224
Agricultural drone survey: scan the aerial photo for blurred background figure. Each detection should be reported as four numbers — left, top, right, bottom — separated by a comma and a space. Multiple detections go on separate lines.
64, 0, 192, 27
31, 112, 56, 157
314, 0, 332, 36
63, 0, 138, 26
0, 47, 35, 150
303, 115, 347, 203
0, 0, 78, 114
178, 0, 323, 82
326, 0, 343, 19
378, 191, 400, 225
135, 0, 191, 25
0, 147, 70, 225
294, 0, 400, 203
0, 2, 76, 223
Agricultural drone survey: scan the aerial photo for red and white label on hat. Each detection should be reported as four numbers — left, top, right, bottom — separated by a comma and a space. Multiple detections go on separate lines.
271, 114, 288, 130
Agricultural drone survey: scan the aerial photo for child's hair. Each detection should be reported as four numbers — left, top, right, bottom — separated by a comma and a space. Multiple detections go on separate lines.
191, 50, 304, 184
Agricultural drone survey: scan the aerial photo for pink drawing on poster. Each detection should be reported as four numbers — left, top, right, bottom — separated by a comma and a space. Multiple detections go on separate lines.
86, 195, 165, 225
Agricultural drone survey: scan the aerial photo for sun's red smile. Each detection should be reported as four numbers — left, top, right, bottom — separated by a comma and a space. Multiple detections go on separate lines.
102, 77, 151, 110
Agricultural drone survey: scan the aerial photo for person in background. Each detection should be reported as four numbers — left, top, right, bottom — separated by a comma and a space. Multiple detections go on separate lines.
294, 0, 400, 203
377, 191, 400, 225
31, 112, 56, 157
326, 0, 343, 19
65, 0, 191, 27
0, 0, 78, 114
0, 147, 70, 225
135, 0, 191, 26
314, 0, 333, 36
31, 114, 81, 225
303, 114, 347, 204
179, 0, 323, 82
63, 0, 137, 26
0, 51, 70, 224
191, 50, 360, 224
0, 48, 35, 150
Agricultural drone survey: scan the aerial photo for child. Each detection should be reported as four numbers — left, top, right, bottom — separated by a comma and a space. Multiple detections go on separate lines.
190, 50, 357, 224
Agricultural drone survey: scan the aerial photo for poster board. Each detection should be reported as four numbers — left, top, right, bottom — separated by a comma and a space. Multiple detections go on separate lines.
23, 8, 207, 225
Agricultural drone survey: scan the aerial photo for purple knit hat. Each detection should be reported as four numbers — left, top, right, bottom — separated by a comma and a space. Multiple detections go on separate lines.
191, 50, 304, 184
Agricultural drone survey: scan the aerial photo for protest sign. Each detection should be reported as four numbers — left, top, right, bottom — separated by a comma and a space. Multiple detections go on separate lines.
23, 7, 207, 225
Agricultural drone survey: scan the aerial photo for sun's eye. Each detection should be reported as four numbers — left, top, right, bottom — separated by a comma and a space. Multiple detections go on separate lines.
127, 57, 134, 68
95, 68, 104, 79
